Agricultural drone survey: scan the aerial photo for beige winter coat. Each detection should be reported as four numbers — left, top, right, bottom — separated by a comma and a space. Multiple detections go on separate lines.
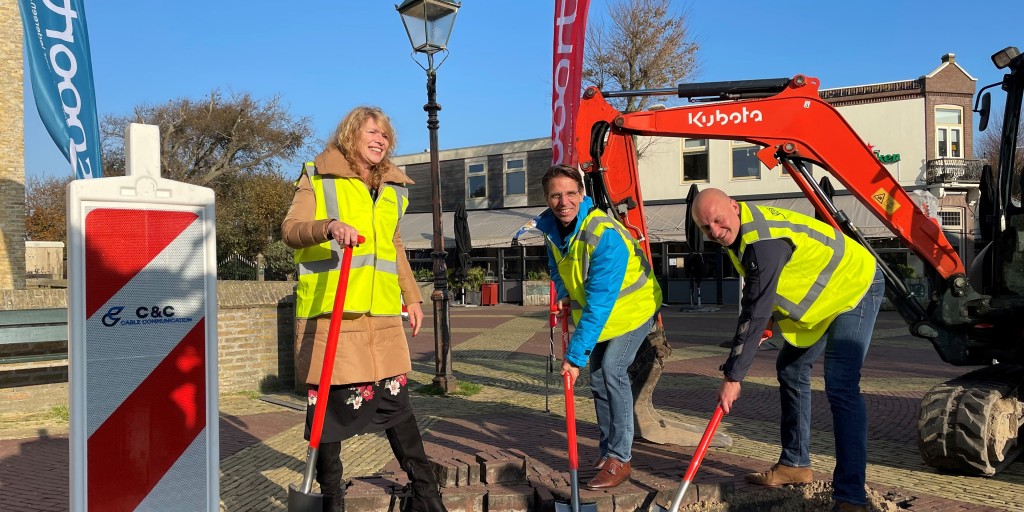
281, 147, 423, 386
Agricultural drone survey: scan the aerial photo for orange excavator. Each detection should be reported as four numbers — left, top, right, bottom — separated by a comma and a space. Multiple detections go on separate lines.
573, 46, 1024, 476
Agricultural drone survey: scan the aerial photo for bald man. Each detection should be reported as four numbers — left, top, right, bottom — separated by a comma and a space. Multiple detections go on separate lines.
690, 188, 883, 512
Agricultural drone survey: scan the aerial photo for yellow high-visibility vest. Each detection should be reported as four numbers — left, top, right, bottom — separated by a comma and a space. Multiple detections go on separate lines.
547, 209, 662, 341
727, 202, 875, 347
294, 162, 408, 318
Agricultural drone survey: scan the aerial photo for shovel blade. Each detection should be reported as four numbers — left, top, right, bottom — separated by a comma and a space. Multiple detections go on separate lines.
554, 501, 598, 512
287, 483, 324, 512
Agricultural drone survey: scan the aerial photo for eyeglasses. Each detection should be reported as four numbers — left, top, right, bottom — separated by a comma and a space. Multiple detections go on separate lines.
546, 190, 582, 201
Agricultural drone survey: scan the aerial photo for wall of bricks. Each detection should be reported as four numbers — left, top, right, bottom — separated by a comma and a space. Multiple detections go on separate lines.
216, 281, 296, 394
0, 281, 298, 413
0, 2, 26, 290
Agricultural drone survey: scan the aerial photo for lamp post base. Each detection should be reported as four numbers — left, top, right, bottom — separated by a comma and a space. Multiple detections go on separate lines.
431, 375, 458, 393
431, 287, 457, 394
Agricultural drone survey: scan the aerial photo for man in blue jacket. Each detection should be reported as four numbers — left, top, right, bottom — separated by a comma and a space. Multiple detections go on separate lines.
537, 164, 662, 489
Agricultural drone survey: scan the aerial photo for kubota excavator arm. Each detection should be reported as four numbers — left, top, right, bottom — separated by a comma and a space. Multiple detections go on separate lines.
573, 75, 991, 354
574, 51, 1024, 478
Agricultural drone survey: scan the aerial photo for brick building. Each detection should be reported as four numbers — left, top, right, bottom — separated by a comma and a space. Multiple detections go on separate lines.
0, 2, 26, 290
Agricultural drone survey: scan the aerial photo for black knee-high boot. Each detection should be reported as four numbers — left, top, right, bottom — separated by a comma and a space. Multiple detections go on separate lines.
316, 441, 345, 512
385, 415, 447, 512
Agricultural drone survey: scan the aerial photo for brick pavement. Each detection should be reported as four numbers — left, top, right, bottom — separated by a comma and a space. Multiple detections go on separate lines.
1, 305, 1022, 511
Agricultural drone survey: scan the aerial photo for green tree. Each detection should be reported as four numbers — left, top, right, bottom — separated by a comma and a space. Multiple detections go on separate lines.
215, 170, 296, 259
262, 240, 296, 281
29, 90, 313, 275
24, 175, 73, 242
100, 89, 313, 185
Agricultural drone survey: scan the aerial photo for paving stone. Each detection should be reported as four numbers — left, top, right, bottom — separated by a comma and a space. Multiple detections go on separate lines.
0, 307, 1017, 512
438, 485, 486, 512
455, 455, 482, 486
476, 449, 528, 485
485, 484, 535, 512
432, 459, 461, 488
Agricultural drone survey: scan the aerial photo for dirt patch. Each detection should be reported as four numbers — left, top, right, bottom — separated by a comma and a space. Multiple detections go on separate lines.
678, 481, 911, 511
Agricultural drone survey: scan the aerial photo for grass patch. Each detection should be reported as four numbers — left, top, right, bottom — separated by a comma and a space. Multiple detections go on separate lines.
48, 404, 69, 422
414, 381, 483, 397
238, 390, 262, 400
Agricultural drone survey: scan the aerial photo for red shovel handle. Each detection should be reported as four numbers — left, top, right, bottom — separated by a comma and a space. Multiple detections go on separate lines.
563, 371, 579, 471
682, 405, 725, 483
560, 305, 570, 356
308, 235, 364, 449
549, 281, 558, 328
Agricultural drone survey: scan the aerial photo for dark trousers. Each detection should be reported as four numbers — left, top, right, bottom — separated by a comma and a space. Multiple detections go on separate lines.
316, 414, 447, 512
315, 441, 344, 512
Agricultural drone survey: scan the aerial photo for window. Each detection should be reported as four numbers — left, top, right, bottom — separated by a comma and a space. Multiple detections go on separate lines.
936, 107, 963, 158
465, 158, 487, 200
731, 141, 761, 179
682, 139, 708, 182
504, 155, 526, 196
939, 209, 963, 228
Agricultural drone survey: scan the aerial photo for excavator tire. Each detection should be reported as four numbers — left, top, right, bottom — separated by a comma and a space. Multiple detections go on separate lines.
917, 365, 1024, 476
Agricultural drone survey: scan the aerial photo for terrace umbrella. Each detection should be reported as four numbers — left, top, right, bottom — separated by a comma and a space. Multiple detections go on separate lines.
683, 184, 704, 307
453, 201, 473, 303
683, 183, 703, 252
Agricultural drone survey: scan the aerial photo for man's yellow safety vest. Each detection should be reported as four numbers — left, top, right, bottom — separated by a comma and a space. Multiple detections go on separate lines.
293, 162, 408, 319
727, 202, 875, 347
547, 209, 662, 342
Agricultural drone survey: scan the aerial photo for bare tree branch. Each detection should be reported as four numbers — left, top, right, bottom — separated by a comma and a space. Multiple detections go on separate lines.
583, 0, 700, 160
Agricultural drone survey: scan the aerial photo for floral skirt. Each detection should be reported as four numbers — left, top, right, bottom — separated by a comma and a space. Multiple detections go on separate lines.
303, 374, 412, 443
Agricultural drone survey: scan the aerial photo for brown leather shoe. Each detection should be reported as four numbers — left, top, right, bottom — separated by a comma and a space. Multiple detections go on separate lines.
585, 458, 631, 489
833, 502, 867, 512
592, 456, 608, 470
744, 463, 812, 486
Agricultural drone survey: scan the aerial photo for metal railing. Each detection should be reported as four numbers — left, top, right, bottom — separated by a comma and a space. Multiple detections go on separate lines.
217, 253, 265, 281
925, 158, 985, 184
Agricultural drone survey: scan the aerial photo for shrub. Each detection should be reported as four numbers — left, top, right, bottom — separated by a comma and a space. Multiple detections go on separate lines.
452, 266, 487, 291
527, 269, 550, 281
262, 240, 295, 280
414, 268, 434, 282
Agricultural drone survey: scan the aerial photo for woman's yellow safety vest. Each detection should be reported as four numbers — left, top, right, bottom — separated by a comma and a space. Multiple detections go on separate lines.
727, 202, 875, 347
547, 209, 662, 342
294, 162, 408, 319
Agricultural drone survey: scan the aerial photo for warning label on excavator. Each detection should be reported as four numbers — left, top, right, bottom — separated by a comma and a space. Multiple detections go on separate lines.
872, 188, 901, 215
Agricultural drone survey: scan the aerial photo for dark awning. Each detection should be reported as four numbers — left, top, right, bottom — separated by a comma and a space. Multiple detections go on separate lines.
399, 195, 898, 250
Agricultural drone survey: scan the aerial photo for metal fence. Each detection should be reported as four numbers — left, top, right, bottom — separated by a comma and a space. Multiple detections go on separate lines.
217, 253, 260, 281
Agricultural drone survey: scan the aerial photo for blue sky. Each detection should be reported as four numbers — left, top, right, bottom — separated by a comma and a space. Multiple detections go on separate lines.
22, 0, 1019, 180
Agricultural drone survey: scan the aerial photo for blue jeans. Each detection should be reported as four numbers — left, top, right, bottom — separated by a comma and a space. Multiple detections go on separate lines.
776, 266, 883, 506
589, 316, 655, 463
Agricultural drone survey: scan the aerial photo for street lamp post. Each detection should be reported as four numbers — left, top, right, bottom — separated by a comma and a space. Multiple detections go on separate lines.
397, 0, 460, 393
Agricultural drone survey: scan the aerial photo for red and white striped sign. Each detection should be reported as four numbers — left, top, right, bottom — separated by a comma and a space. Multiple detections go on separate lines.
68, 124, 218, 511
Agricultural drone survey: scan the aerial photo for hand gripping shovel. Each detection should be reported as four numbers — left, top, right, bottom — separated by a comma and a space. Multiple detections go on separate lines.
554, 371, 598, 512
288, 236, 363, 512
654, 405, 725, 512
545, 281, 557, 413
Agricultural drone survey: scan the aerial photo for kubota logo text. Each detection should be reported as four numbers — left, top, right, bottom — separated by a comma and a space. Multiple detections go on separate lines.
688, 107, 763, 128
